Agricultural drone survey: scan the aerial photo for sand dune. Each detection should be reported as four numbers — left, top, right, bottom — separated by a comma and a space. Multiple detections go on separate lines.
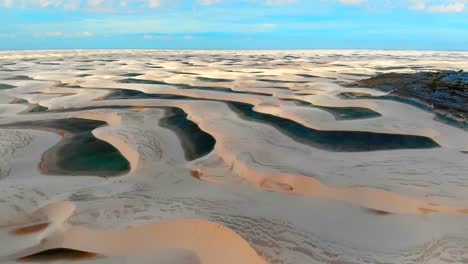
0, 50, 467, 264
0, 202, 265, 264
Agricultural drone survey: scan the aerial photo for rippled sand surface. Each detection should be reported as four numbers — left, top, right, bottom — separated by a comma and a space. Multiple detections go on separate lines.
0, 50, 467, 264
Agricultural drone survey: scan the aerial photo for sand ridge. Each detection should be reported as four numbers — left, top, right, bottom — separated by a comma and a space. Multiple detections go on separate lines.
0, 50, 467, 264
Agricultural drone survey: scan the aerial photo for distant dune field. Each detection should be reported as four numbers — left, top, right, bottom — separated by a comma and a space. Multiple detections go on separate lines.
0, 50, 467, 264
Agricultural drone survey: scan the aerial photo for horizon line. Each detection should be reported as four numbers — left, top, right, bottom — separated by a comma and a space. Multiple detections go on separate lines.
1, 48, 468, 52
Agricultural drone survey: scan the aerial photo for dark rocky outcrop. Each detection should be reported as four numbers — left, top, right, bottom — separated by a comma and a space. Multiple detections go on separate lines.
355, 70, 467, 122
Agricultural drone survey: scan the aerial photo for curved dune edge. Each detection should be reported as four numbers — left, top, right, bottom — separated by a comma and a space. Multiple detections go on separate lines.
0, 103, 29, 116
198, 167, 468, 216
193, 151, 468, 216
166, 104, 467, 216
34, 103, 466, 216
4, 117, 134, 177
10, 72, 458, 150
40, 85, 466, 151
0, 202, 267, 264
47, 98, 455, 152
1, 101, 464, 216
76, 111, 140, 174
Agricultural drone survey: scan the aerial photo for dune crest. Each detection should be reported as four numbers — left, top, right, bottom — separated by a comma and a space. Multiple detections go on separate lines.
1, 50, 467, 264
0, 201, 266, 264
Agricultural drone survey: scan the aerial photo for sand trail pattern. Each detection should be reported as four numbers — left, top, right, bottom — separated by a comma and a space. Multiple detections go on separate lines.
0, 50, 467, 264
0, 202, 266, 264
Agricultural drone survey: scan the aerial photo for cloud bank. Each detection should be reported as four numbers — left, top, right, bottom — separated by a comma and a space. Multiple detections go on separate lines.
1, 0, 465, 13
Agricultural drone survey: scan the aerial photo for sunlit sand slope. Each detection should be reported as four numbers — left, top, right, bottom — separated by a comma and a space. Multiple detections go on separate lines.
0, 50, 467, 264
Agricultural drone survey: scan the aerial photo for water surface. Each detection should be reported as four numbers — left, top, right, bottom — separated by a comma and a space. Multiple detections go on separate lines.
228, 102, 439, 152
1, 118, 130, 177
159, 108, 216, 161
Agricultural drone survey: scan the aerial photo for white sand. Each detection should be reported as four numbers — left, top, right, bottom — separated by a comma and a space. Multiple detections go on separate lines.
0, 50, 467, 264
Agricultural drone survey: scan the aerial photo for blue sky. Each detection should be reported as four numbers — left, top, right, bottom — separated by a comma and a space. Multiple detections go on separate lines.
1, 0, 467, 50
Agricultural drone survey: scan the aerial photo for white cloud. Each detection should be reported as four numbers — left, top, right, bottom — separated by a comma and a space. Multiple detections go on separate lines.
339, 0, 365, 6
84, 0, 129, 13
34, 0, 62, 8
135, 0, 177, 8
265, 0, 298, 5
63, 0, 80, 10
73, 31, 93, 37
197, 0, 221, 5
2, 0, 13, 7
87, 0, 103, 6
197, 0, 301, 6
333, 0, 467, 13
410, 0, 426, 10
34, 31, 64, 37
408, 0, 466, 13
2, 0, 82, 9
147, 0, 162, 8
32, 31, 94, 38
427, 2, 464, 13
0, 0, 177, 10
1, 0, 466, 14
